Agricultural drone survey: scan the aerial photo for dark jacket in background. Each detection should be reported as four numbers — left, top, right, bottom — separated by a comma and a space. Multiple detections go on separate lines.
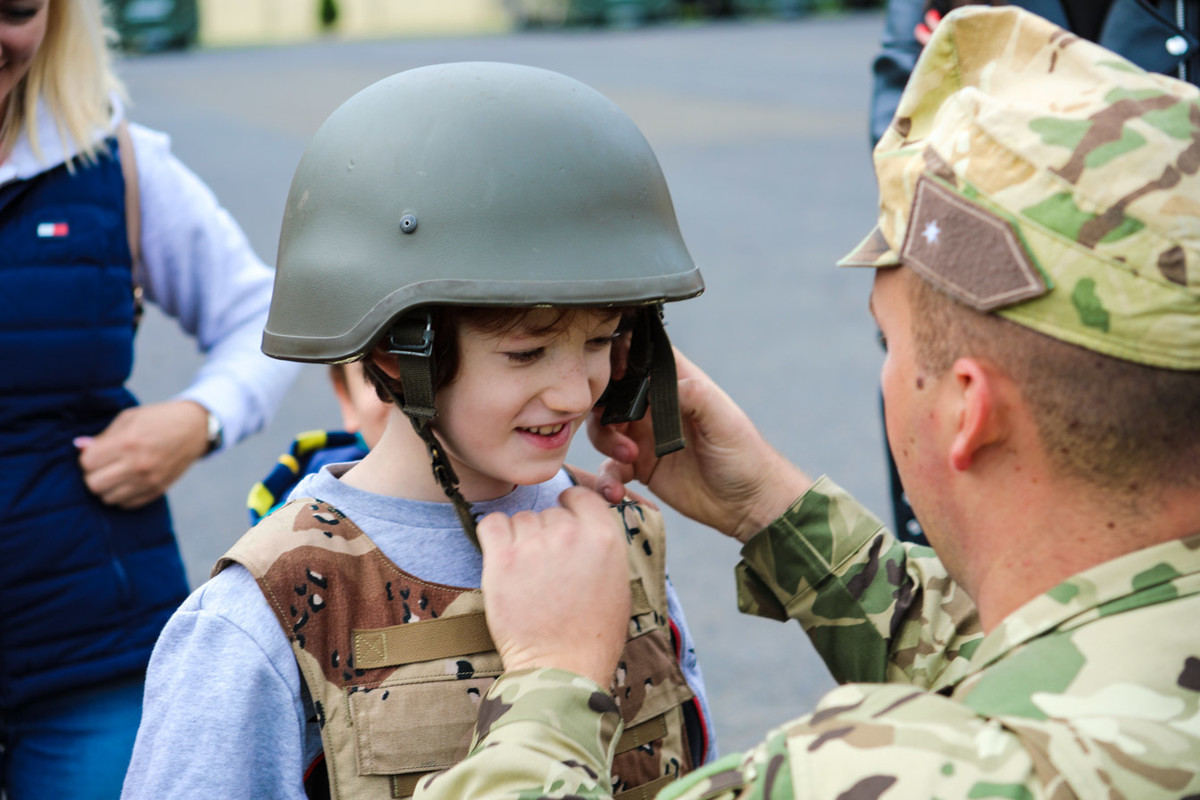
0, 141, 189, 708
871, 0, 1200, 145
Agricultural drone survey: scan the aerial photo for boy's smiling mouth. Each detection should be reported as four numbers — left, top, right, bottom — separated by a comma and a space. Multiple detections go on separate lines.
520, 423, 567, 436
515, 421, 575, 451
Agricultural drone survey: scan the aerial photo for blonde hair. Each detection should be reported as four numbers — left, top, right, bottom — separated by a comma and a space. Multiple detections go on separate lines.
1, 0, 128, 164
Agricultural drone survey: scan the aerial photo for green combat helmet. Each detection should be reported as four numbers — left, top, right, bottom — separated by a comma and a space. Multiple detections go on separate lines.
841, 6, 1200, 371
263, 61, 704, 542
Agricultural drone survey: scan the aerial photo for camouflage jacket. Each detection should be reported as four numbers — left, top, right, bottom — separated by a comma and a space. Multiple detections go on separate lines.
217, 497, 700, 800
412, 476, 1200, 799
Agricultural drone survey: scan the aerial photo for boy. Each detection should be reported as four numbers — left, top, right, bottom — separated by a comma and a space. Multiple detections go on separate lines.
122, 62, 715, 800
247, 362, 386, 526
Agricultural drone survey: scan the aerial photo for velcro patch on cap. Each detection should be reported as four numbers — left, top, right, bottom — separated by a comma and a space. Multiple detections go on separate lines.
901, 176, 1048, 311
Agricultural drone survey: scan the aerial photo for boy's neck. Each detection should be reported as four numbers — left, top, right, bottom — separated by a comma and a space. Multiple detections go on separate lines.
338, 414, 516, 503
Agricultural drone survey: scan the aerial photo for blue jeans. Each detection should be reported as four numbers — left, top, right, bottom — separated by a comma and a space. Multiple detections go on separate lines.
0, 675, 144, 800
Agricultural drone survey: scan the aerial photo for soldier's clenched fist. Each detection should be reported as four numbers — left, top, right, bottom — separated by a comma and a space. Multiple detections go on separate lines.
477, 487, 631, 688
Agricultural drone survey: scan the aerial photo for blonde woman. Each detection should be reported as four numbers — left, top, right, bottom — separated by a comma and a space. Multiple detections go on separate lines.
0, 1, 298, 797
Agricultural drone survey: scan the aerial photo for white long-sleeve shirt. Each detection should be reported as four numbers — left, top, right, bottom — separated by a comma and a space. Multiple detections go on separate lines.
0, 96, 299, 447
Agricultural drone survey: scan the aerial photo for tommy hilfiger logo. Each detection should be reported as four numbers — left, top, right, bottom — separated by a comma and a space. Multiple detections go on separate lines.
37, 222, 70, 238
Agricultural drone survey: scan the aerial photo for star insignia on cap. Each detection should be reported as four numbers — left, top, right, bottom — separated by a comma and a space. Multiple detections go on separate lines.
900, 175, 1048, 312
922, 219, 941, 245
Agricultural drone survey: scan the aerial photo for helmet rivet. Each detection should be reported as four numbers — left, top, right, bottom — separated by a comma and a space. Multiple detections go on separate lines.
399, 214, 418, 234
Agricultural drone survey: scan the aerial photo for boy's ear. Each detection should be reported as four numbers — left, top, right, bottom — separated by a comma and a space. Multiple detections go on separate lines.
330, 370, 362, 433
948, 356, 1007, 471
366, 345, 402, 380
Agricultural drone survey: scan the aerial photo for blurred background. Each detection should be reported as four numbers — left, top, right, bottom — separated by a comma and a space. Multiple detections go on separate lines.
116, 0, 891, 756
106, 0, 884, 51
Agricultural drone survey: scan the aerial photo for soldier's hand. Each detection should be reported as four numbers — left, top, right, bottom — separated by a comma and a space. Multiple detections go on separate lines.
478, 487, 630, 688
76, 400, 210, 509
589, 349, 812, 543
563, 464, 657, 510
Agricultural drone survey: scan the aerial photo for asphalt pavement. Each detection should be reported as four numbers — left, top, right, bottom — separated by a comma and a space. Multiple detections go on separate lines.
121, 11, 890, 755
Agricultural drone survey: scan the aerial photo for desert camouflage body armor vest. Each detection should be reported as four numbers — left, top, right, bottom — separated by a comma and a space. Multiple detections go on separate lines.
215, 498, 697, 800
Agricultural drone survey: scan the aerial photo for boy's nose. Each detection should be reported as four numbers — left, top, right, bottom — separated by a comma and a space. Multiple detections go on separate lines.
543, 356, 595, 414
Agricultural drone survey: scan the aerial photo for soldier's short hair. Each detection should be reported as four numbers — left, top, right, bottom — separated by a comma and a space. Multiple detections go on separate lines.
907, 270, 1200, 492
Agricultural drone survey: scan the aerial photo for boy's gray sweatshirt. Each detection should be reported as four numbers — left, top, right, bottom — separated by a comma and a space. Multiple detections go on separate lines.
122, 465, 715, 799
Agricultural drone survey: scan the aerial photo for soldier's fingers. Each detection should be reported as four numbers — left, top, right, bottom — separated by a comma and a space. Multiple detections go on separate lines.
557, 485, 616, 520
595, 458, 636, 504
477, 510, 517, 550
586, 411, 640, 466
508, 508, 551, 535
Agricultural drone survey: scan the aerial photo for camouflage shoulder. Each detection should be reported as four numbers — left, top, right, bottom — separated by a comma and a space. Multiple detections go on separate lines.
737, 475, 888, 611
662, 682, 1039, 799
735, 476, 981, 688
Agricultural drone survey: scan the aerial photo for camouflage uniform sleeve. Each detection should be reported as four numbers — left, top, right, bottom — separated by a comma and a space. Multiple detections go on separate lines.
414, 668, 623, 800
418, 673, 1043, 800
654, 681, 1040, 800
734, 476, 983, 688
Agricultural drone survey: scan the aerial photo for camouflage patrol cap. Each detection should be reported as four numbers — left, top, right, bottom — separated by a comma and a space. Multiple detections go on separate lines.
840, 6, 1200, 370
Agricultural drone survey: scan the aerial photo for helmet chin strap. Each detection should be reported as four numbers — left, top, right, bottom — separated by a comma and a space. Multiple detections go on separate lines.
366, 313, 481, 551
599, 306, 686, 458
645, 310, 685, 458
405, 415, 480, 552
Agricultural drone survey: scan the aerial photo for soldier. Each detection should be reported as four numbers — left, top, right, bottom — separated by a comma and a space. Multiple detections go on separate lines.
406, 7, 1200, 798
871, 0, 1200, 545
121, 63, 718, 799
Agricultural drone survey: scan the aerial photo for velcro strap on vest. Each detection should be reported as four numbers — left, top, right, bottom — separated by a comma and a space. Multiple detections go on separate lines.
615, 714, 668, 754
356, 578, 651, 670
392, 772, 423, 798
614, 773, 675, 800
630, 577, 651, 617
354, 613, 494, 669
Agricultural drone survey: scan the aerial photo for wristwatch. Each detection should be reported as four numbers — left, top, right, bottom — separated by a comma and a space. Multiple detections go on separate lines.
205, 410, 224, 455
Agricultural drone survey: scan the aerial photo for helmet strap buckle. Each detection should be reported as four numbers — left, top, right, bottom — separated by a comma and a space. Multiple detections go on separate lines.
386, 312, 437, 422
598, 306, 686, 458
369, 314, 481, 549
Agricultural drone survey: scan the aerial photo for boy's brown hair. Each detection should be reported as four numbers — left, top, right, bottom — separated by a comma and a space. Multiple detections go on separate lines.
365, 306, 632, 404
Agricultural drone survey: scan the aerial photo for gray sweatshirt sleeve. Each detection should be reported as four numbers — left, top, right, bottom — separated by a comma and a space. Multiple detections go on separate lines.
665, 575, 719, 763
121, 566, 312, 800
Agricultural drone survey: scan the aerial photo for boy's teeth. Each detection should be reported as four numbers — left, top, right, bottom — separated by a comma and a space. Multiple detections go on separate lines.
526, 424, 564, 435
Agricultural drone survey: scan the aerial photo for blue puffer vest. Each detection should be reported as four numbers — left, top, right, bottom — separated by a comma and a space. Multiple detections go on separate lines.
0, 138, 189, 709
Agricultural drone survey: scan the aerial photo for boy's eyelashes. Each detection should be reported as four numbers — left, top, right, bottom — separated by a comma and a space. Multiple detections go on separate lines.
504, 335, 619, 367
505, 348, 543, 364
503, 333, 618, 364
592, 329, 624, 347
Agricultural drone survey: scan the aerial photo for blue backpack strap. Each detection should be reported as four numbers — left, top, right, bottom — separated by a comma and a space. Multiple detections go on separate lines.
247, 430, 366, 524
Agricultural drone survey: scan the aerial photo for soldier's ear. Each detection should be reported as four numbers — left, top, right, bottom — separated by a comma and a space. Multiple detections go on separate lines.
947, 356, 1008, 471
